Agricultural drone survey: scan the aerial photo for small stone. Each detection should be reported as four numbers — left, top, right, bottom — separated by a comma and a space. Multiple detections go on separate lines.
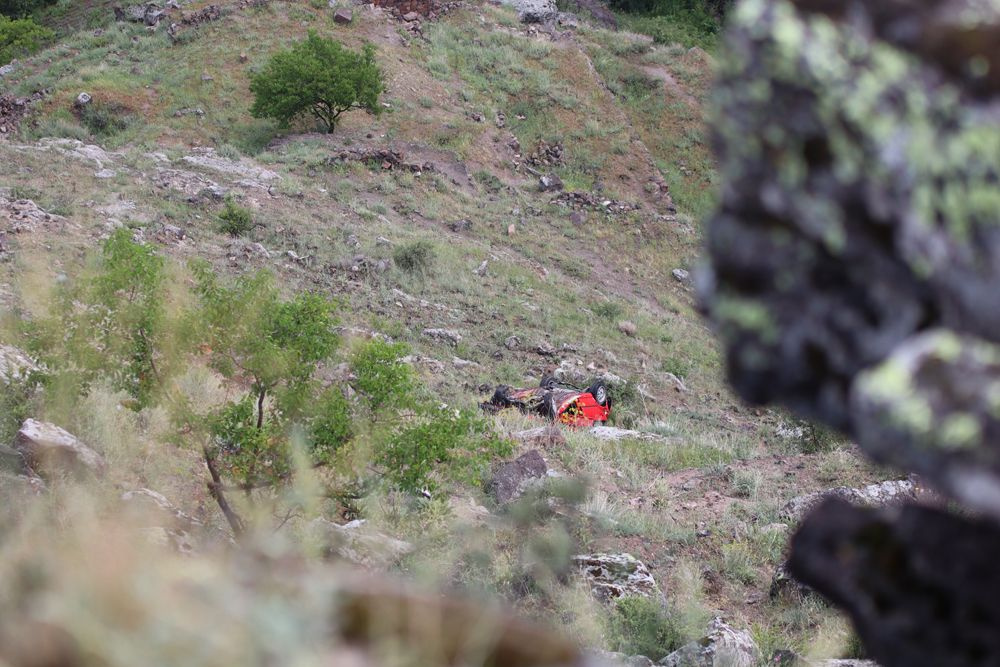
239, 52, 248, 63
201, 73, 213, 82
334, 7, 353, 23
473, 259, 488, 276
507, 223, 516, 236
402, 10, 419, 20
74, 92, 92, 108
94, 169, 116, 179
672, 268, 690, 283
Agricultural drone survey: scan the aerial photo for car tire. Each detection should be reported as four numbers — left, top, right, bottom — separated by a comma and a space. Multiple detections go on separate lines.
588, 381, 609, 406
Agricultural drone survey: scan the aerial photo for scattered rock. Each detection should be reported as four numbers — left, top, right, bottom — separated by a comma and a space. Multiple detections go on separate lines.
0, 62, 17, 78
0, 345, 40, 384
507, 223, 517, 236
526, 140, 564, 168
180, 148, 281, 185
0, 91, 44, 135
572, 553, 659, 602
779, 480, 917, 524
473, 259, 488, 276
310, 518, 414, 568
328, 147, 433, 173
589, 426, 664, 442
486, 449, 548, 505
449, 219, 472, 232
504, 335, 521, 350
334, 7, 353, 23
94, 169, 116, 179
672, 268, 690, 283
495, 111, 506, 128
74, 92, 92, 108
173, 107, 205, 117
0, 196, 66, 233
536, 340, 557, 356
14, 419, 106, 478
618, 320, 638, 337
658, 618, 760, 667
553, 191, 641, 215
402, 10, 419, 20
422, 328, 462, 346
512, 426, 567, 449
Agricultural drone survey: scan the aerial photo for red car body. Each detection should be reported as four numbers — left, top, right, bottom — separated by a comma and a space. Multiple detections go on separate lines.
481, 381, 611, 427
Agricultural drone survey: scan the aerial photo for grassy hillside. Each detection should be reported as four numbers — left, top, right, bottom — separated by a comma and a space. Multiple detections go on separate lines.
0, 1, 891, 664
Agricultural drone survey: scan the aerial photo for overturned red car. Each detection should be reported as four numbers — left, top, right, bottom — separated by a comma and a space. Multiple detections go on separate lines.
481, 378, 611, 427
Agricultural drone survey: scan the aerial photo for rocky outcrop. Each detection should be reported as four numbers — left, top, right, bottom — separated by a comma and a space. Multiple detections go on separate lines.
702, 0, 1000, 663
310, 518, 414, 568
0, 197, 65, 233
500, 0, 557, 23
778, 480, 916, 524
121, 488, 205, 554
486, 450, 548, 505
14, 419, 105, 478
658, 618, 760, 667
572, 553, 659, 602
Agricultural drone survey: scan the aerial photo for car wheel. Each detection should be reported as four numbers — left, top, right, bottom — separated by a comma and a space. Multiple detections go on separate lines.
588, 381, 609, 406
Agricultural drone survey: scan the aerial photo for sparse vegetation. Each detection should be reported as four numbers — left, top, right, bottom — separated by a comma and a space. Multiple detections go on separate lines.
392, 240, 436, 276
217, 196, 254, 236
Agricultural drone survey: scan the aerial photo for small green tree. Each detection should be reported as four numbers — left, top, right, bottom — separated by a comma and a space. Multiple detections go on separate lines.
249, 32, 384, 133
0, 14, 53, 66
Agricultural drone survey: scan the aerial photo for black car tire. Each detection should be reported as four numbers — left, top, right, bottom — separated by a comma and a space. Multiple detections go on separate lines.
587, 380, 609, 406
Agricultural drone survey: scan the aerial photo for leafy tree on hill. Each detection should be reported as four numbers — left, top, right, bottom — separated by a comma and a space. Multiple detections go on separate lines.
249, 32, 384, 134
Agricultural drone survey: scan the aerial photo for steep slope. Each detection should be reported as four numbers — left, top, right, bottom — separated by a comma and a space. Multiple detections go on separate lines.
0, 0, 894, 662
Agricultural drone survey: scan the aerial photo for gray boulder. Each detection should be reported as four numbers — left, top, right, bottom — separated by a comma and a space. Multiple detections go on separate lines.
572, 553, 659, 603
500, 0, 557, 23
14, 419, 105, 477
658, 618, 760, 667
486, 449, 548, 504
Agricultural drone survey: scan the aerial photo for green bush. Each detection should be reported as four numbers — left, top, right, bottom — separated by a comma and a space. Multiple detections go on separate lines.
350, 339, 414, 414
0, 0, 56, 18
392, 240, 435, 276
0, 14, 53, 64
378, 407, 513, 494
607, 596, 680, 659
307, 388, 353, 464
249, 32, 384, 133
78, 101, 133, 138
217, 196, 254, 236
